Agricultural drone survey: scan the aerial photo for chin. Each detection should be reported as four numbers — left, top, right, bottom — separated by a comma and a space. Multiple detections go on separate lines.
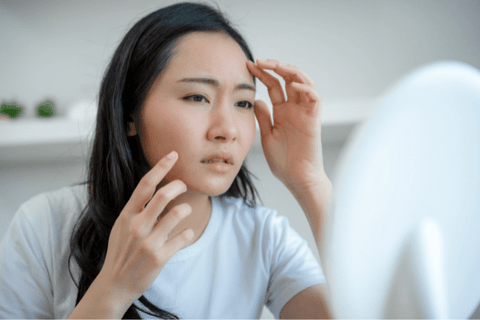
199, 184, 232, 197
187, 178, 235, 197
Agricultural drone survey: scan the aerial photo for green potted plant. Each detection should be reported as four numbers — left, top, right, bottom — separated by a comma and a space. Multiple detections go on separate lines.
0, 102, 23, 120
36, 100, 56, 118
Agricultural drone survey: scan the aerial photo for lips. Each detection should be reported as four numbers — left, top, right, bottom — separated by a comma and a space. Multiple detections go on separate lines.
200, 152, 234, 165
203, 159, 228, 164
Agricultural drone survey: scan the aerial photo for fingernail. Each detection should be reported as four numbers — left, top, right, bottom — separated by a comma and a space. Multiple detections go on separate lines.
257, 58, 266, 63
167, 151, 177, 160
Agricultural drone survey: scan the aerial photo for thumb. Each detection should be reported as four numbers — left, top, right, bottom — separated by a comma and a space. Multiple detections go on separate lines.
254, 99, 272, 141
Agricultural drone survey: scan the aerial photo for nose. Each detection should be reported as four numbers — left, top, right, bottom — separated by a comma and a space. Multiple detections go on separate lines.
206, 101, 238, 142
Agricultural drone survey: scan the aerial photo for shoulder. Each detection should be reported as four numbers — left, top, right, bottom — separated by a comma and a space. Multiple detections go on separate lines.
11, 183, 89, 277
11, 183, 89, 255
18, 184, 88, 229
22, 183, 88, 212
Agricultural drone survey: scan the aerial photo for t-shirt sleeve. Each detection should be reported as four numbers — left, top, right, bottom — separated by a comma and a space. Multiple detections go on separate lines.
0, 204, 54, 318
264, 210, 326, 318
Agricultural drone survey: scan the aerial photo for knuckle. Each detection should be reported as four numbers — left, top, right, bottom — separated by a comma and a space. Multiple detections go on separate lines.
159, 232, 169, 244
158, 157, 171, 168
143, 240, 167, 265
171, 206, 185, 220
129, 220, 146, 239
140, 242, 159, 263
140, 174, 157, 188
155, 189, 170, 202
269, 79, 282, 91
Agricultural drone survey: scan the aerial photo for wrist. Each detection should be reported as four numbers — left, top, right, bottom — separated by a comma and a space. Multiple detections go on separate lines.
95, 269, 139, 315
288, 174, 333, 250
286, 171, 332, 199
69, 271, 134, 319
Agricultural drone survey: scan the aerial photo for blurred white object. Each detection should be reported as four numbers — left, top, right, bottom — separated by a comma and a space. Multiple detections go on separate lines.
67, 99, 98, 121
324, 61, 480, 319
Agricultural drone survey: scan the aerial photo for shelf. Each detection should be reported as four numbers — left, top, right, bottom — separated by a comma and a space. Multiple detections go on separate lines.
0, 118, 95, 147
0, 118, 95, 163
0, 99, 376, 163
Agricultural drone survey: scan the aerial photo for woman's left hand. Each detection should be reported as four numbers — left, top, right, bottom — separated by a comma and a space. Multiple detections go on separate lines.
247, 59, 326, 193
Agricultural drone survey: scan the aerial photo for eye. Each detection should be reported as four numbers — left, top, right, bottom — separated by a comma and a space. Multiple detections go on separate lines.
235, 100, 254, 109
183, 94, 209, 103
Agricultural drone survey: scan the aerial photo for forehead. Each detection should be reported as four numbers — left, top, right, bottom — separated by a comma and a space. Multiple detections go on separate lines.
161, 31, 253, 84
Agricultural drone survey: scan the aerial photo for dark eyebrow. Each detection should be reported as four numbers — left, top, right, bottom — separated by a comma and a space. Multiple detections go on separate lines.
178, 77, 256, 92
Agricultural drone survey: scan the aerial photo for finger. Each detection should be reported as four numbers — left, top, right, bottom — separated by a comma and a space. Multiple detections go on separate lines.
161, 228, 194, 259
247, 61, 286, 106
290, 82, 322, 115
256, 59, 315, 87
254, 99, 273, 140
257, 59, 315, 86
144, 179, 187, 224
128, 151, 179, 213
153, 203, 192, 239
250, 60, 311, 104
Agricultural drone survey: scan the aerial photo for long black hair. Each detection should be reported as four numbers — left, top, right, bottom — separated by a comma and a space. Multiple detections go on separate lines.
69, 2, 260, 318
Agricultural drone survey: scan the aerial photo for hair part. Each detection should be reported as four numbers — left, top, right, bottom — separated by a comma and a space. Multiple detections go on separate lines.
69, 2, 260, 319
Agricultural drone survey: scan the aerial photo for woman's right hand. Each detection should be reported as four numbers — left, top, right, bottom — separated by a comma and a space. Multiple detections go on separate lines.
69, 150, 193, 318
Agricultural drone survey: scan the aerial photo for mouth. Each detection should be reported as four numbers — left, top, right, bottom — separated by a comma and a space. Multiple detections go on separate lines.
200, 152, 234, 166
202, 159, 228, 164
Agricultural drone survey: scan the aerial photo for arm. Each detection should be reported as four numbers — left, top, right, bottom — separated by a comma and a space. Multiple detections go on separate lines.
287, 175, 333, 264
280, 166, 332, 320
280, 284, 331, 319
247, 59, 333, 318
279, 176, 332, 319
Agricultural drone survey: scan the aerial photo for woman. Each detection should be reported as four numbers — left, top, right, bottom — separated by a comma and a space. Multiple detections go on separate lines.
0, 2, 332, 318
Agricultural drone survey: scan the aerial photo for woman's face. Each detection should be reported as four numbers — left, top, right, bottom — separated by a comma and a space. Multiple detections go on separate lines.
130, 32, 256, 196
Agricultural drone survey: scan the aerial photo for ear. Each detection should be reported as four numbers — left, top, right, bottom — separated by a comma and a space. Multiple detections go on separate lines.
127, 121, 137, 136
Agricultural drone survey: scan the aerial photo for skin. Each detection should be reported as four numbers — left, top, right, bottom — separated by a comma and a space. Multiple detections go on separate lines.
69, 31, 333, 319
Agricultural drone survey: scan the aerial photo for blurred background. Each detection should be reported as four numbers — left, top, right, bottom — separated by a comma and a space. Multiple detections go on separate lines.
1, 0, 479, 318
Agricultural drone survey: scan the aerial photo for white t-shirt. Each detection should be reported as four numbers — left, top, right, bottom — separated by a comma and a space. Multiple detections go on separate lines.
0, 184, 325, 319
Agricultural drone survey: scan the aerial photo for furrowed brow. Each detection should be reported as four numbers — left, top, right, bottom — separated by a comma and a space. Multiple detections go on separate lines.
178, 78, 219, 87
234, 83, 256, 92
178, 77, 255, 92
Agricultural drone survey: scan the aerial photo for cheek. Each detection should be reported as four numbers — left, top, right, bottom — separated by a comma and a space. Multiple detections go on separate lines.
140, 107, 202, 165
